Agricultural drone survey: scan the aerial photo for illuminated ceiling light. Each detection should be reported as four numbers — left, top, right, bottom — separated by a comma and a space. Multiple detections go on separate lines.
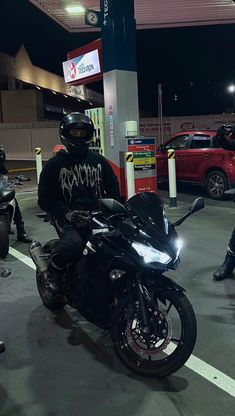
35, 85, 41, 90
52, 91, 57, 95
228, 84, 235, 93
64, 94, 68, 98
76, 98, 81, 102
65, 5, 85, 14
89, 102, 93, 105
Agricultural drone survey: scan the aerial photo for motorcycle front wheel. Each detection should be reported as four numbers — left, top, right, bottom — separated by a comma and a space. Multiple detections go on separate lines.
0, 215, 9, 258
112, 288, 197, 378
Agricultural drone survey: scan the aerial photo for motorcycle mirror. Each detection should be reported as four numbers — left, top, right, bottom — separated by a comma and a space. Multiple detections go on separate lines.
189, 197, 205, 213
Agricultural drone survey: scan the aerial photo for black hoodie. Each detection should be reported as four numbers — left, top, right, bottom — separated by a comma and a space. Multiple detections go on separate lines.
38, 150, 121, 217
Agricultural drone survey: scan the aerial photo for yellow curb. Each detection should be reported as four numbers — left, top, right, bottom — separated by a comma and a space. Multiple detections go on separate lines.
9, 168, 36, 173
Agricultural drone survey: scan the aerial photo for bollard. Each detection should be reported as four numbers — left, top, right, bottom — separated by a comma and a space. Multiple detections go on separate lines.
167, 149, 177, 207
125, 152, 135, 200
35, 147, 42, 184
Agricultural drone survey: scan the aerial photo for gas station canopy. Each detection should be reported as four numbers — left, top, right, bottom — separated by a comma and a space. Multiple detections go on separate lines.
29, 0, 235, 32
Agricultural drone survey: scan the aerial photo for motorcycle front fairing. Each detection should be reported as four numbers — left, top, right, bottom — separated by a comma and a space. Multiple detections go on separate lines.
118, 219, 181, 273
122, 192, 182, 272
84, 192, 182, 277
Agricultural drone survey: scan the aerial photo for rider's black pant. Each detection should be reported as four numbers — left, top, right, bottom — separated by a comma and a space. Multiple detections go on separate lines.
228, 227, 235, 254
52, 221, 89, 269
13, 199, 23, 225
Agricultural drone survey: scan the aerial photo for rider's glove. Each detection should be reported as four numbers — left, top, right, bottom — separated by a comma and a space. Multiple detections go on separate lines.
65, 210, 90, 228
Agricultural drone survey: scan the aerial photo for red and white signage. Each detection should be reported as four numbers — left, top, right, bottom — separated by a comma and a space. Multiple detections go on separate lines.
63, 49, 101, 84
64, 38, 103, 86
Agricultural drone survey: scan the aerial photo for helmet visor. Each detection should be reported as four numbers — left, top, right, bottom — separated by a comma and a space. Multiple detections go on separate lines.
69, 129, 88, 138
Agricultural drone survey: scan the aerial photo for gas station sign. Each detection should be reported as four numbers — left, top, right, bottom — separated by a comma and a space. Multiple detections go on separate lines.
64, 39, 103, 86
63, 49, 101, 84
128, 137, 157, 193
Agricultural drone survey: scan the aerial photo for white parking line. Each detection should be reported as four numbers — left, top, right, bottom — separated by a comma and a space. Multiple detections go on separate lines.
165, 343, 235, 398
9, 247, 36, 270
8, 246, 235, 398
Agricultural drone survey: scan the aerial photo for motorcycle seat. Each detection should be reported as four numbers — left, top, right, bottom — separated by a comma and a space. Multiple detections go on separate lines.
0, 189, 15, 204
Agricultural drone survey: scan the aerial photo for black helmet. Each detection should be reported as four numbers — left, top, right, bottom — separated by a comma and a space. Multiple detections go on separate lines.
59, 112, 94, 155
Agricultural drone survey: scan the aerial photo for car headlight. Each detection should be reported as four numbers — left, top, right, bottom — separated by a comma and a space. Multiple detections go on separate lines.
132, 242, 171, 265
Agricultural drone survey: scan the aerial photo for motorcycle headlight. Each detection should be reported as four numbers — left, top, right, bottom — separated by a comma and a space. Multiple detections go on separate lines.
175, 238, 183, 258
132, 242, 171, 265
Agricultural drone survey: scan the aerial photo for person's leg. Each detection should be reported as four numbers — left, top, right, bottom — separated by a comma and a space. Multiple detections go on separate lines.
213, 227, 235, 281
13, 199, 32, 243
47, 223, 87, 293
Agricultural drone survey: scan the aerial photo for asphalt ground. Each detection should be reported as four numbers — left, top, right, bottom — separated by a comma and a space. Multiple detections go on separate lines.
0, 180, 235, 416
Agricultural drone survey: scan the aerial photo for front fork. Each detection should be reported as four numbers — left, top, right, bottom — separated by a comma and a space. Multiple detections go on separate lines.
136, 273, 153, 334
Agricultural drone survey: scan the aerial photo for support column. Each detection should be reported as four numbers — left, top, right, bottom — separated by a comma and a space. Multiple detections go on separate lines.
100, 0, 139, 196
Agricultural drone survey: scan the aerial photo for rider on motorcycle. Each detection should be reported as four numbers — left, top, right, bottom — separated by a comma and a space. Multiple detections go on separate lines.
213, 125, 235, 281
38, 112, 120, 293
0, 145, 32, 243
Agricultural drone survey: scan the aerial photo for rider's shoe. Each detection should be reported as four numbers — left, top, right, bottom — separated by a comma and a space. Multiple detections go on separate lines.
213, 252, 235, 281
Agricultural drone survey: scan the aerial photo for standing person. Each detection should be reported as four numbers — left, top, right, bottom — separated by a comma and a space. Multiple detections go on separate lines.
213, 126, 235, 281
38, 112, 120, 293
0, 145, 32, 243
213, 229, 235, 281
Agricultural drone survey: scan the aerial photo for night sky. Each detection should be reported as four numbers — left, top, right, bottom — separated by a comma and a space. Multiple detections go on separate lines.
1, 0, 235, 117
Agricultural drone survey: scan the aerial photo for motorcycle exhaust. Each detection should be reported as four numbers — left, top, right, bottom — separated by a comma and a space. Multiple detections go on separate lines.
29, 240, 48, 273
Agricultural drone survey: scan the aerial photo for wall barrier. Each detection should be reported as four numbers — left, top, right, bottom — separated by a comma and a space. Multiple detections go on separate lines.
0, 121, 59, 160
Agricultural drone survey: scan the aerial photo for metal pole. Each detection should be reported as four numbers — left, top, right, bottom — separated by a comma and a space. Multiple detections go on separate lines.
167, 149, 177, 207
35, 147, 42, 184
158, 83, 164, 145
125, 152, 135, 200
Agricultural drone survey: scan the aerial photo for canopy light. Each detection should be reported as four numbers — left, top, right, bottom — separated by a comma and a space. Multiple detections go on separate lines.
228, 85, 235, 93
65, 5, 85, 14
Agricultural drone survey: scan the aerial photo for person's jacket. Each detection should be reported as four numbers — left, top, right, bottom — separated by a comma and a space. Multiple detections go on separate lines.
38, 150, 121, 218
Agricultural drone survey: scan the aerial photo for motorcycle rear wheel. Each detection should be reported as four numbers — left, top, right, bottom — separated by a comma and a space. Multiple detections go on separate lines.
112, 288, 197, 378
0, 215, 9, 258
36, 270, 66, 311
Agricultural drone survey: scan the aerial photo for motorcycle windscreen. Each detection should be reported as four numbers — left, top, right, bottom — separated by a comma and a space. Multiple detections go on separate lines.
126, 192, 168, 238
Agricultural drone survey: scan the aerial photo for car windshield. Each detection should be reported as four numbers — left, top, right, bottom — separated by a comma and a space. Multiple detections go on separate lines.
126, 192, 168, 236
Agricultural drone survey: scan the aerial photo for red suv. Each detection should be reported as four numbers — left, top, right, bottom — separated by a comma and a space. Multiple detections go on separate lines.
156, 130, 235, 200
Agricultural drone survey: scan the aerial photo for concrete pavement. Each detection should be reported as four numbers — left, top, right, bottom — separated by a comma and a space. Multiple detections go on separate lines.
0, 189, 235, 416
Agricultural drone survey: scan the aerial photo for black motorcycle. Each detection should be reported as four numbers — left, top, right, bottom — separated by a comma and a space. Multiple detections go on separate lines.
30, 192, 204, 378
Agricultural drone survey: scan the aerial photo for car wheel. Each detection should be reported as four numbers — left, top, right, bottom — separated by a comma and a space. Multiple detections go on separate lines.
205, 170, 228, 200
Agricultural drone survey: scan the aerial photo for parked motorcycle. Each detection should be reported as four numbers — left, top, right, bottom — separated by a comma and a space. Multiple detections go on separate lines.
30, 192, 204, 378
0, 175, 15, 258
